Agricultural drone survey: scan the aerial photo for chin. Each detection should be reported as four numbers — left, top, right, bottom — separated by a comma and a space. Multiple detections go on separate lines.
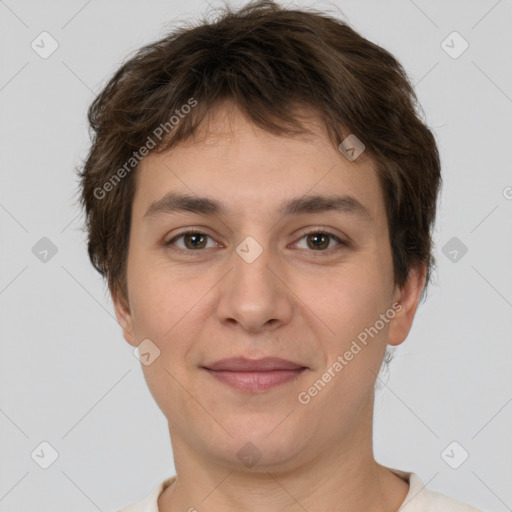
207, 425, 305, 468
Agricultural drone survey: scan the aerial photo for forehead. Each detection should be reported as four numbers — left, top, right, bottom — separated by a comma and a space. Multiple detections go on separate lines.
133, 104, 386, 227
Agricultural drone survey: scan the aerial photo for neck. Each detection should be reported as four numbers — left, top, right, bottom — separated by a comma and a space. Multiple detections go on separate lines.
158, 401, 409, 512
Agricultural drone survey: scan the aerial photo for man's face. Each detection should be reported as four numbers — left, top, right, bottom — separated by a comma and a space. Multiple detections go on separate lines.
113, 103, 422, 469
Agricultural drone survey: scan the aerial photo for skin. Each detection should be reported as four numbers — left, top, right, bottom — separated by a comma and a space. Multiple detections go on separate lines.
112, 101, 426, 512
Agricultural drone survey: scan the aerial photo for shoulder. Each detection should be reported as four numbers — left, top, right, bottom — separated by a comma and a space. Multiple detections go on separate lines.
418, 489, 483, 511
393, 469, 484, 512
114, 476, 176, 512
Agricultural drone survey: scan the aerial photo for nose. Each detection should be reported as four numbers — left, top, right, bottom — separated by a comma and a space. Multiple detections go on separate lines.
215, 241, 294, 333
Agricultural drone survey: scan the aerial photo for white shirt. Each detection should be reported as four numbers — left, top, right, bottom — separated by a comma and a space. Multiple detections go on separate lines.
115, 468, 483, 511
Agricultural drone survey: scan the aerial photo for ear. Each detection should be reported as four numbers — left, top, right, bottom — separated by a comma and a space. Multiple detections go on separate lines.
110, 284, 137, 347
387, 263, 427, 347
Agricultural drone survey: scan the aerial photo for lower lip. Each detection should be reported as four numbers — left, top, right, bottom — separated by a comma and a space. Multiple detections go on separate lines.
204, 368, 306, 392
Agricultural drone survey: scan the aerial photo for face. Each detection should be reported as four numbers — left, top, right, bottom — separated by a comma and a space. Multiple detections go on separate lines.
113, 102, 425, 470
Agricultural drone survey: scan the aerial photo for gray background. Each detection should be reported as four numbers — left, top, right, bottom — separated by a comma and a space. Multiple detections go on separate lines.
1, 0, 511, 511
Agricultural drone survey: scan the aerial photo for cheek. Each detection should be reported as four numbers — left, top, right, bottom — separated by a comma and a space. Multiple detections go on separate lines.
128, 259, 210, 362
310, 260, 392, 366
125, 254, 176, 341
322, 259, 389, 320
130, 267, 202, 409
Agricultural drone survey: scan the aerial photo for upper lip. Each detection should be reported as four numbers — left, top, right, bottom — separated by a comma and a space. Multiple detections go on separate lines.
203, 357, 306, 372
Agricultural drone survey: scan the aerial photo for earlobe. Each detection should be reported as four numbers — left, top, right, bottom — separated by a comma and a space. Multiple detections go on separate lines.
110, 285, 137, 347
387, 264, 427, 347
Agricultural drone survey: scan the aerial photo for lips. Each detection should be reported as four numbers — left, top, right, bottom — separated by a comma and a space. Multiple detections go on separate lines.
202, 357, 307, 392
203, 357, 306, 372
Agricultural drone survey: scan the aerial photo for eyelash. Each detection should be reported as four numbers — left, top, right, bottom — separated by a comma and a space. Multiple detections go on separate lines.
164, 228, 348, 255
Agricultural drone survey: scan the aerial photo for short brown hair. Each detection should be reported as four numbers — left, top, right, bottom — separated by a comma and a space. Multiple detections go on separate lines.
77, 0, 441, 308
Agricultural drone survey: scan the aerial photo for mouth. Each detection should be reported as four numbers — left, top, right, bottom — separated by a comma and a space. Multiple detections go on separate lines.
202, 368, 307, 392
201, 357, 308, 393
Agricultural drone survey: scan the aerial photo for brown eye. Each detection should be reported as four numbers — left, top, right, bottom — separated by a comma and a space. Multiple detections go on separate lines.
166, 231, 215, 251
295, 230, 346, 252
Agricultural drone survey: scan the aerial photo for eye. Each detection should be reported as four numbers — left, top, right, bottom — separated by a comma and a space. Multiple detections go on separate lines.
165, 231, 219, 251
164, 228, 348, 253
294, 229, 347, 251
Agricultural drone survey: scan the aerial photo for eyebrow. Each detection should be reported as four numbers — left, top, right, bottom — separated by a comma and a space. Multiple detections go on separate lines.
143, 192, 372, 221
